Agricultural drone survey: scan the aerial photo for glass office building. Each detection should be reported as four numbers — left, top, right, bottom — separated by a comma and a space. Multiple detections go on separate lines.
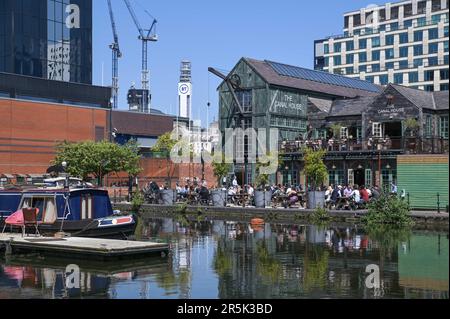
0, 0, 92, 84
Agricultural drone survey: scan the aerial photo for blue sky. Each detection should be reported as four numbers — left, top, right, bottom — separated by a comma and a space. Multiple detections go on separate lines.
92, 0, 382, 127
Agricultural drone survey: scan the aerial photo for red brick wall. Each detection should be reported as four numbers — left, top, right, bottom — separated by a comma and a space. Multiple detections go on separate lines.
0, 98, 107, 175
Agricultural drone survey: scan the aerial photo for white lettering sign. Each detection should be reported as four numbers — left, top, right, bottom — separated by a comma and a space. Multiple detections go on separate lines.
66, 4, 80, 29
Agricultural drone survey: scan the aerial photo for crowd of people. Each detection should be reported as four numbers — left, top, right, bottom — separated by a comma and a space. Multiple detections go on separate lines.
142, 175, 401, 210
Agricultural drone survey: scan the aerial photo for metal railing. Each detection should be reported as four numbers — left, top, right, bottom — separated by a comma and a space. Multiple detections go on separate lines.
280, 136, 449, 154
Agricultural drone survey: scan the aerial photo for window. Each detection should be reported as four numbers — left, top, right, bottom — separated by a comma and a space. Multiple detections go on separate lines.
385, 48, 395, 59
346, 54, 354, 64
344, 16, 350, 29
324, 44, 329, 54
404, 19, 413, 28
399, 33, 409, 44
372, 50, 380, 61
346, 40, 354, 51
417, 17, 426, 27
445, 26, 449, 38
409, 72, 419, 83
424, 85, 435, 91
429, 28, 439, 40
386, 62, 395, 70
417, 1, 427, 14
333, 56, 341, 65
414, 44, 423, 56
372, 123, 382, 138
324, 57, 329, 67
385, 34, 394, 45
359, 52, 367, 63
413, 58, 423, 67
359, 65, 367, 73
372, 64, 380, 72
372, 37, 380, 48
359, 39, 367, 49
440, 116, 449, 139
399, 60, 409, 69
391, 6, 399, 19
429, 43, 439, 54
432, 14, 441, 23
329, 170, 344, 187
334, 42, 341, 53
425, 116, 433, 137
441, 83, 449, 91
414, 31, 423, 42
432, 0, 442, 12
428, 56, 438, 66
236, 90, 252, 112
340, 127, 348, 139
444, 41, 449, 53
400, 46, 409, 58
366, 76, 374, 83
379, 74, 389, 85
346, 67, 354, 74
440, 69, 449, 80
394, 73, 403, 84
390, 22, 399, 31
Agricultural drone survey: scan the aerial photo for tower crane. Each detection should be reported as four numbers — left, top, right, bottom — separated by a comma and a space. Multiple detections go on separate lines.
123, 0, 158, 112
107, 0, 122, 109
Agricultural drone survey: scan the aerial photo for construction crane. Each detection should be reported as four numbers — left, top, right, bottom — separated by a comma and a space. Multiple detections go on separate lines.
123, 0, 158, 112
107, 0, 122, 109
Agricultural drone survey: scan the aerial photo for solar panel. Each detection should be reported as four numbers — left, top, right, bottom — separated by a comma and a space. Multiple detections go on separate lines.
267, 61, 380, 93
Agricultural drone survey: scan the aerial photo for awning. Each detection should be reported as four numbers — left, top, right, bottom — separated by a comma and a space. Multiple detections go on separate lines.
1, 174, 14, 179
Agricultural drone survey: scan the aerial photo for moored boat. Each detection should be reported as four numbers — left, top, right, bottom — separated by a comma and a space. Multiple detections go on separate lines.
0, 186, 136, 239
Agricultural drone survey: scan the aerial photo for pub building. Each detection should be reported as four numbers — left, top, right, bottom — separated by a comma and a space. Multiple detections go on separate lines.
218, 58, 448, 190
299, 83, 449, 190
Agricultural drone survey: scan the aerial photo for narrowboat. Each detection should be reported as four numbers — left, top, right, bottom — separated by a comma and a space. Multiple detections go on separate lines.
0, 186, 136, 238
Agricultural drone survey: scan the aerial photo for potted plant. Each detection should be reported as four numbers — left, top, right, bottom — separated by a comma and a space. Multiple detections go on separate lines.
211, 158, 232, 207
304, 148, 328, 209
253, 157, 274, 208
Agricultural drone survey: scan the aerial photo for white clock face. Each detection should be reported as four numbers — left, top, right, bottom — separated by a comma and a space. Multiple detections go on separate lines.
179, 84, 190, 95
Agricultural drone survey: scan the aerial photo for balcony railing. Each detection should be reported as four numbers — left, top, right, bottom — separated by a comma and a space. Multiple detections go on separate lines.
280, 136, 449, 155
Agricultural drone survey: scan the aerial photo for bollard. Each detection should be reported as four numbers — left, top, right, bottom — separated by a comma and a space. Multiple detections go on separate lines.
437, 193, 440, 214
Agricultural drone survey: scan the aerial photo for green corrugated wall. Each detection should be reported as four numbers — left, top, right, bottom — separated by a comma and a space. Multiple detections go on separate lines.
397, 156, 449, 211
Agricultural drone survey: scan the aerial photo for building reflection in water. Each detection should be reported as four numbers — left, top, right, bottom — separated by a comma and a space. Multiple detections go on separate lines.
0, 217, 447, 299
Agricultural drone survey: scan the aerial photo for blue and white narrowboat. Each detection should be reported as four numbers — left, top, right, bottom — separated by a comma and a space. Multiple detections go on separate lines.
0, 187, 136, 238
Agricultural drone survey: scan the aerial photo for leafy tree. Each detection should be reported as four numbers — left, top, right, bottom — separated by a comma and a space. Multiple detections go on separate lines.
304, 148, 328, 190
403, 118, 420, 137
152, 132, 178, 154
330, 124, 343, 139
54, 140, 142, 186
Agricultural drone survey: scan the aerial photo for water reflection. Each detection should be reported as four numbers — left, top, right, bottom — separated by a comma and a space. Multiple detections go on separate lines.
0, 217, 448, 299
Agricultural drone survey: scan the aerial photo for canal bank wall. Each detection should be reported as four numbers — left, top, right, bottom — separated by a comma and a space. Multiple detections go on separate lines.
113, 204, 449, 230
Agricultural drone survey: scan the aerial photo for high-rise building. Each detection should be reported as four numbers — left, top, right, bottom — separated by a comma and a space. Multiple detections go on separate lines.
0, 0, 92, 84
178, 60, 192, 119
314, 0, 449, 92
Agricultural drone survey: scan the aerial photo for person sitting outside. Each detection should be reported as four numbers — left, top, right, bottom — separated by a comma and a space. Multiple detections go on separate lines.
199, 182, 210, 205
359, 185, 370, 205
287, 188, 299, 208
325, 186, 334, 208
351, 185, 362, 209
330, 185, 342, 209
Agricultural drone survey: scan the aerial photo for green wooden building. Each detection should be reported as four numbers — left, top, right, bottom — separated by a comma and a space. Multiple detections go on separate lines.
217, 58, 380, 185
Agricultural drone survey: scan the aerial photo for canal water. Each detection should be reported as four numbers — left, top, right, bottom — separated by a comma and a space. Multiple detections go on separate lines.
0, 217, 448, 299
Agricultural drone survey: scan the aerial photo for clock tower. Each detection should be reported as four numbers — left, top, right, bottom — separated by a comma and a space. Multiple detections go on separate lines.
178, 61, 192, 119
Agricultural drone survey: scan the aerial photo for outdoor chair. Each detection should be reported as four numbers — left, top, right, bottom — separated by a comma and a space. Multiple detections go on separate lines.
1, 208, 40, 237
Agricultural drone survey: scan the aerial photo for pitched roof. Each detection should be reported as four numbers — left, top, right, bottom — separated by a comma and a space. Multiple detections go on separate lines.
328, 96, 376, 117
245, 58, 381, 98
308, 97, 333, 113
391, 84, 449, 111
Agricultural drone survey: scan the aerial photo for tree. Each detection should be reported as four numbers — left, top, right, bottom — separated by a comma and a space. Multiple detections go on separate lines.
212, 156, 232, 187
152, 132, 178, 154
304, 148, 328, 190
403, 118, 420, 137
54, 140, 142, 186
330, 124, 343, 139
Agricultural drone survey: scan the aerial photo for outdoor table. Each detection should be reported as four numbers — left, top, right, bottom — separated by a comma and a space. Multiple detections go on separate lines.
335, 197, 351, 210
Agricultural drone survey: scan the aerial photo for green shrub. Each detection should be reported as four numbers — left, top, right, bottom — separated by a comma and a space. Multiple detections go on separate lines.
131, 191, 144, 215
362, 195, 414, 227
309, 207, 332, 226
